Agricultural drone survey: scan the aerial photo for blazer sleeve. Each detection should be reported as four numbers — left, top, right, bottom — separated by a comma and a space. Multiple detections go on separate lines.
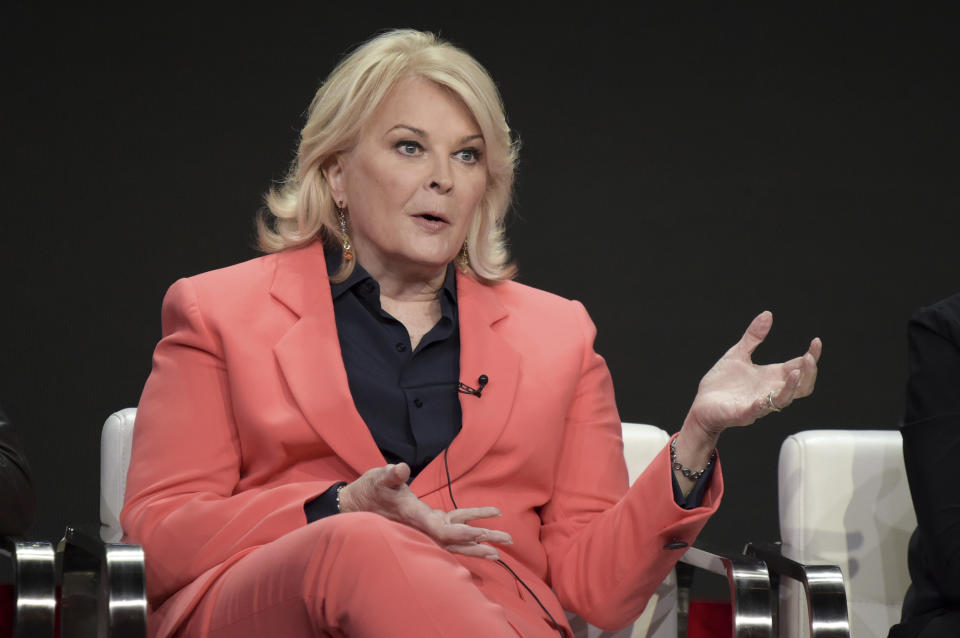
539, 301, 723, 630
900, 295, 960, 603
0, 404, 35, 536
121, 278, 333, 606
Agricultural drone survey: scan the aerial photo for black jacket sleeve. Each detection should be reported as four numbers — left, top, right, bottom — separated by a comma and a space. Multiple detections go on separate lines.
894, 293, 960, 635
0, 403, 36, 536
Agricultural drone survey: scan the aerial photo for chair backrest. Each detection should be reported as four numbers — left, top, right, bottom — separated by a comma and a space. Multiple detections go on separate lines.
568, 423, 677, 638
101, 411, 676, 636
622, 423, 676, 638
777, 430, 916, 638
100, 408, 137, 543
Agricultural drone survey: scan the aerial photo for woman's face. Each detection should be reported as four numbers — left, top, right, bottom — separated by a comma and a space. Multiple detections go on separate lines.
326, 76, 488, 281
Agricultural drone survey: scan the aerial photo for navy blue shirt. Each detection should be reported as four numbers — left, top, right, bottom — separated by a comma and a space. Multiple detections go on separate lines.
329, 255, 461, 477
305, 250, 713, 521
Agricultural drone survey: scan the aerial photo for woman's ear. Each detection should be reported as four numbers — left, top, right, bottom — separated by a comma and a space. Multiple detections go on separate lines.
321, 155, 346, 205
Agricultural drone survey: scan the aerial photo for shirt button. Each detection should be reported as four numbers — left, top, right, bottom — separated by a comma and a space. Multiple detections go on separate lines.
413, 398, 423, 408
663, 539, 689, 550
395, 343, 407, 352
362, 282, 375, 294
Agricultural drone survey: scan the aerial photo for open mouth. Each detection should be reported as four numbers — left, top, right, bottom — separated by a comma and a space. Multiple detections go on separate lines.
416, 213, 448, 224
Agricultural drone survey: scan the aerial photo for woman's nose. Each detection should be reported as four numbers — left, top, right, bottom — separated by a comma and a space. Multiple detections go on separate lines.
429, 159, 454, 194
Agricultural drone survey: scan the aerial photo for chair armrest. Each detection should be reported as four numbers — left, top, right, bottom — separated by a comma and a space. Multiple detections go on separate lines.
744, 541, 849, 638
58, 525, 146, 638
0, 536, 56, 638
680, 543, 775, 638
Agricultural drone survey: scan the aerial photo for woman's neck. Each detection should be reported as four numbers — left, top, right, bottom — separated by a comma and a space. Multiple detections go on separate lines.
356, 256, 447, 303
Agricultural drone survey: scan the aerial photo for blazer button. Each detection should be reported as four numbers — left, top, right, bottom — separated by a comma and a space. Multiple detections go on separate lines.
663, 539, 689, 550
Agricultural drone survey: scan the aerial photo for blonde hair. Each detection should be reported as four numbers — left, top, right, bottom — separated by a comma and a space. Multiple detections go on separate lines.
259, 29, 518, 283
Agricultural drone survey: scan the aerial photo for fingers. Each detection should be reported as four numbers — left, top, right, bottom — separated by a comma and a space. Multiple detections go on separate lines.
444, 542, 502, 560
437, 520, 513, 561
447, 507, 502, 524
347, 466, 512, 561
377, 463, 410, 488
432, 522, 513, 547
429, 509, 513, 545
771, 368, 802, 410
808, 337, 823, 363
731, 310, 773, 358
784, 340, 820, 399
760, 352, 816, 416
402, 502, 512, 551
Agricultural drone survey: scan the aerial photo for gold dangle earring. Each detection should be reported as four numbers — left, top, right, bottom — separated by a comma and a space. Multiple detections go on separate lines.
337, 202, 353, 262
457, 239, 469, 270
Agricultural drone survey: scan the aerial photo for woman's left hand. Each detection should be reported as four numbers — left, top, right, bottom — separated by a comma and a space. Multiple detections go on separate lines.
685, 310, 822, 440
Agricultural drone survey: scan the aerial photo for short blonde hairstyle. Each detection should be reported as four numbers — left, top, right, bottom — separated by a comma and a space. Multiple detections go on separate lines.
259, 29, 519, 283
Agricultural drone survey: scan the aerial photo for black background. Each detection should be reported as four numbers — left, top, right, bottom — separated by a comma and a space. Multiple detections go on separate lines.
3, 4, 959, 598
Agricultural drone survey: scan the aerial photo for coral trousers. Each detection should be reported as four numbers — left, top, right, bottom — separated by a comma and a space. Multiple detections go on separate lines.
176, 512, 564, 638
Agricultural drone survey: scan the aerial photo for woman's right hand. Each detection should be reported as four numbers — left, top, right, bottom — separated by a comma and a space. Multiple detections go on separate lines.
338, 462, 512, 560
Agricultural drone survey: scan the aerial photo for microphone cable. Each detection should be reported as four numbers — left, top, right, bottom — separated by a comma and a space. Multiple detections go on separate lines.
442, 446, 565, 636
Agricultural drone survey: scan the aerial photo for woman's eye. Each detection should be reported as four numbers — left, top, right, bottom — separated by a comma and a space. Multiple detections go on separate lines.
396, 141, 422, 156
455, 148, 481, 163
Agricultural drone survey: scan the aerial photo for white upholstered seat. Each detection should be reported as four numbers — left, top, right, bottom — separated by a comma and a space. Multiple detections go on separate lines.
776, 430, 915, 638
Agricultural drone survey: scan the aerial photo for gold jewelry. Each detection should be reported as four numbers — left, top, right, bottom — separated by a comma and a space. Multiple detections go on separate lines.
766, 391, 782, 412
457, 240, 469, 269
337, 202, 353, 262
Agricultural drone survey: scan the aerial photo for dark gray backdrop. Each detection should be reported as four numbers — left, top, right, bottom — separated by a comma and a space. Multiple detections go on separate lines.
3, 4, 958, 596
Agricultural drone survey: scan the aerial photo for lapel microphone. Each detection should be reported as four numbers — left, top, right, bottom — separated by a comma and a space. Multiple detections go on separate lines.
457, 374, 488, 398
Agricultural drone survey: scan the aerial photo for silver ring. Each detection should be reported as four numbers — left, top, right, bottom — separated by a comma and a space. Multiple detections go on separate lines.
766, 391, 782, 412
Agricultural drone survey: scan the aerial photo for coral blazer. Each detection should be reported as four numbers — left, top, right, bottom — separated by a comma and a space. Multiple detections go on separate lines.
121, 240, 723, 637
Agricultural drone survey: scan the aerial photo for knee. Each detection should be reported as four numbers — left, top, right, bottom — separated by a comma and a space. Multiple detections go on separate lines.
300, 512, 438, 598
313, 512, 429, 557
323, 511, 401, 538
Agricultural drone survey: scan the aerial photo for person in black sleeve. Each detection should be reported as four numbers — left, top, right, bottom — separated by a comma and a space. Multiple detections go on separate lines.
0, 403, 35, 536
890, 292, 960, 638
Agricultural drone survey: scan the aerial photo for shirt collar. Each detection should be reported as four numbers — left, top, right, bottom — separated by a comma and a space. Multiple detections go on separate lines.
325, 245, 458, 307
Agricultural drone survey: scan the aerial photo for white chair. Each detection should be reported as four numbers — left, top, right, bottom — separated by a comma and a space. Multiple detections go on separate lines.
95, 411, 771, 638
57, 407, 145, 638
751, 430, 915, 638
99, 408, 137, 544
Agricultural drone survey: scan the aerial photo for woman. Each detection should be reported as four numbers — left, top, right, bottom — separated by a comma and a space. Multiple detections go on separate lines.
122, 29, 821, 638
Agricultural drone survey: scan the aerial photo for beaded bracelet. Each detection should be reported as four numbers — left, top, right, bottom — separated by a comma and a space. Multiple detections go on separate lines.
336, 483, 346, 513
670, 437, 716, 481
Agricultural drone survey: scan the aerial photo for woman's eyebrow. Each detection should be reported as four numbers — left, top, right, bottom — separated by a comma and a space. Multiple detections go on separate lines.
387, 124, 427, 137
386, 125, 484, 145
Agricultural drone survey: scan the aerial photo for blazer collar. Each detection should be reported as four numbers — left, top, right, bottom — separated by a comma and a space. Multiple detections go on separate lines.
411, 271, 520, 497
271, 241, 387, 476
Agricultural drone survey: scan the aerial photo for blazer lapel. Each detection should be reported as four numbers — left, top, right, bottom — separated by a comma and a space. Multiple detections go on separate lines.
413, 272, 520, 496
270, 242, 386, 477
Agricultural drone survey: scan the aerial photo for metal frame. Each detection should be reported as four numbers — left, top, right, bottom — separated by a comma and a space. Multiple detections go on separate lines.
0, 536, 56, 638
745, 541, 849, 638
679, 545, 775, 638
58, 525, 146, 638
